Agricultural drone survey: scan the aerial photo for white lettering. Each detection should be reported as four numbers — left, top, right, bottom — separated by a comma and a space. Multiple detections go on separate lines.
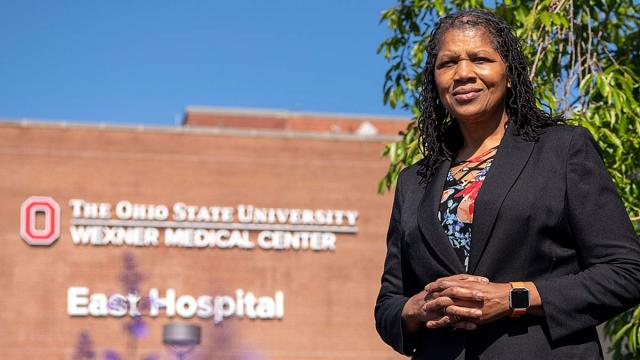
88, 293, 108, 316
213, 296, 236, 324
197, 296, 214, 318
257, 231, 335, 251
256, 296, 275, 318
176, 295, 198, 318
275, 291, 284, 319
70, 226, 158, 247
67, 287, 283, 323
237, 204, 253, 223
108, 294, 128, 317
164, 229, 253, 249
149, 288, 176, 317
115, 201, 132, 219
67, 287, 89, 316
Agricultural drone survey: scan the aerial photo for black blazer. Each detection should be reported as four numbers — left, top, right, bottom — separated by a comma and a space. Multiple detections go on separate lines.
375, 121, 640, 359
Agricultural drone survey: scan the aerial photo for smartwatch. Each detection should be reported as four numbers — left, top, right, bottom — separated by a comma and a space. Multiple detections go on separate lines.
509, 282, 530, 318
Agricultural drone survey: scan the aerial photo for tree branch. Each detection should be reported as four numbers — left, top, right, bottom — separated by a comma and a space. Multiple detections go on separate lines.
530, 29, 549, 82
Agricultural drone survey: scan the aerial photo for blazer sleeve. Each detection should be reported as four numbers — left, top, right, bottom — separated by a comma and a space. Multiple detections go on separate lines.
534, 126, 640, 342
374, 170, 415, 356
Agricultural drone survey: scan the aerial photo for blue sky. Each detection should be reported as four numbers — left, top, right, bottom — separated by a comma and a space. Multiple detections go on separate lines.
0, 0, 410, 125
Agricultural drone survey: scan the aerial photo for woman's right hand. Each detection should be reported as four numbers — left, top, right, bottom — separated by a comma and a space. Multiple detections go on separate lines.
401, 274, 487, 333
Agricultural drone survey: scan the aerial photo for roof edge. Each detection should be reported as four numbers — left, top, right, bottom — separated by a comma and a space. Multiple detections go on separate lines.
0, 118, 402, 142
184, 105, 411, 122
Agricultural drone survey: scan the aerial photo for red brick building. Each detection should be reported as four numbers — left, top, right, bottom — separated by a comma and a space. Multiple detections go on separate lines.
0, 107, 410, 359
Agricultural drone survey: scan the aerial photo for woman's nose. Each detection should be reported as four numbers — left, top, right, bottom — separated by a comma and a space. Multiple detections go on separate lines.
453, 60, 476, 81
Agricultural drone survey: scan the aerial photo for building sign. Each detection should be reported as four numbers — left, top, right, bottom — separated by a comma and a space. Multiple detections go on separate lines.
69, 199, 359, 251
20, 196, 360, 324
68, 287, 284, 324
19, 197, 359, 251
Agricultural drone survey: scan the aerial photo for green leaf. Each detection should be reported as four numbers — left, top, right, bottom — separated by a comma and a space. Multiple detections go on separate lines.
539, 12, 552, 28
612, 322, 633, 348
601, 128, 623, 149
631, 325, 638, 354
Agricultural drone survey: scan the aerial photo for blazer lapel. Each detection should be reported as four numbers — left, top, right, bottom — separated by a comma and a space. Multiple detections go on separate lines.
417, 156, 466, 274
467, 123, 534, 274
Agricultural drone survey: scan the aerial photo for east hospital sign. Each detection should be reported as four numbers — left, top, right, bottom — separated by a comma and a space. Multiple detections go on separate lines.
19, 196, 359, 324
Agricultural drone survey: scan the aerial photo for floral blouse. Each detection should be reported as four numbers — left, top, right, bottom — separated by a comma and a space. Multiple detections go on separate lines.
438, 145, 499, 272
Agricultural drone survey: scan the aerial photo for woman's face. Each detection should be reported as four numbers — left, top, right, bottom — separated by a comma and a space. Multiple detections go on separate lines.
434, 27, 510, 125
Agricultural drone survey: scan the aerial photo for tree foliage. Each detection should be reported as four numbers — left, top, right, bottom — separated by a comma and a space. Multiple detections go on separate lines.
377, 0, 640, 357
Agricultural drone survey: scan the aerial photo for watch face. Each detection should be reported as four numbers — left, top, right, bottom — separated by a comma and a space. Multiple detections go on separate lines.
511, 288, 529, 309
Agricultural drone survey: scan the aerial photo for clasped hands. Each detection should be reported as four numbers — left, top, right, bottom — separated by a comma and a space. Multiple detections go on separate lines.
402, 274, 512, 331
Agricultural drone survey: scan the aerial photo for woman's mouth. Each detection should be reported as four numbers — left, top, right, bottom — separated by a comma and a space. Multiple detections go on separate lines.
453, 89, 482, 101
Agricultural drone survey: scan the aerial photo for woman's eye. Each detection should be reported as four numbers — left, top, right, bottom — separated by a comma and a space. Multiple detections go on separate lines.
474, 58, 489, 63
439, 61, 455, 68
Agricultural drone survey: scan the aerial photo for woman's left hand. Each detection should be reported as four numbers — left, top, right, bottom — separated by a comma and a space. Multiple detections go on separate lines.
424, 278, 512, 328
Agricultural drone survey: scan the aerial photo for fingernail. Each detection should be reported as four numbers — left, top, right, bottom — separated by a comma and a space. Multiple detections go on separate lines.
473, 310, 482, 316
475, 292, 484, 299
468, 323, 477, 330
481, 277, 489, 283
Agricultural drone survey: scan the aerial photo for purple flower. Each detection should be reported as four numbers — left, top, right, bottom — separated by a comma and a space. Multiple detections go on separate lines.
102, 350, 121, 360
119, 252, 145, 294
139, 295, 153, 313
72, 331, 95, 360
125, 315, 149, 339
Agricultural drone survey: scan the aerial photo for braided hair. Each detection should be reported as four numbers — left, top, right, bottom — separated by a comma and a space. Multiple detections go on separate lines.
418, 8, 563, 184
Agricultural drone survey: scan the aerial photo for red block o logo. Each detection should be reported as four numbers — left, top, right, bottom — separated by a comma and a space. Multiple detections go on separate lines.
20, 196, 60, 246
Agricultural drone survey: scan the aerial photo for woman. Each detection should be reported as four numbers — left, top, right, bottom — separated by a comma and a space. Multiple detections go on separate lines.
374, 8, 640, 359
